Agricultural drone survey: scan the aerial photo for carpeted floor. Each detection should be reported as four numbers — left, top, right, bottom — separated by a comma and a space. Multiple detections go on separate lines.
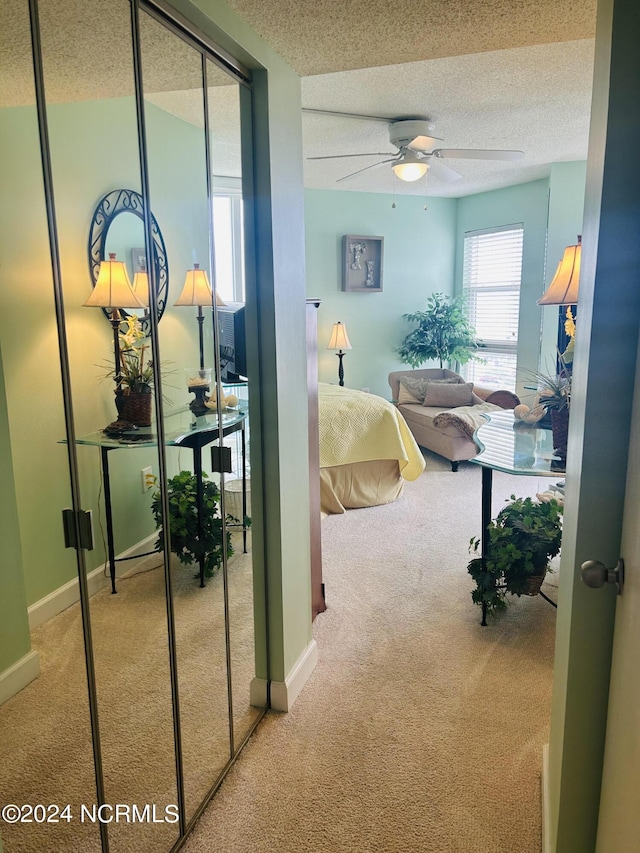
0, 534, 259, 853
1, 453, 558, 853
181, 451, 559, 853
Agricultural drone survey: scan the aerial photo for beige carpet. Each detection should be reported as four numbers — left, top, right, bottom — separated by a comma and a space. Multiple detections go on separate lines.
0, 534, 259, 853
182, 452, 558, 853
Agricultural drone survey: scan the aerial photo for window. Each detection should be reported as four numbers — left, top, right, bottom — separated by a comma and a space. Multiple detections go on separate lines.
461, 224, 524, 391
212, 190, 245, 302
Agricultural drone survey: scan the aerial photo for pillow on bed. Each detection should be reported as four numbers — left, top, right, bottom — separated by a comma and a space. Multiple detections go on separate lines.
398, 375, 462, 404
422, 381, 475, 408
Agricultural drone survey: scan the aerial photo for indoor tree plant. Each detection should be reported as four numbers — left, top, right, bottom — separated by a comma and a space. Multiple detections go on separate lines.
151, 470, 241, 581
467, 494, 563, 617
397, 292, 481, 368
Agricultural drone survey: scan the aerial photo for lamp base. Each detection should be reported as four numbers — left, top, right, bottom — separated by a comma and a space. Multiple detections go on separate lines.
188, 384, 211, 416
336, 351, 345, 387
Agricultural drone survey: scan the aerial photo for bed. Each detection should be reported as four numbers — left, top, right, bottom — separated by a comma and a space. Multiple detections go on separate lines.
318, 383, 426, 514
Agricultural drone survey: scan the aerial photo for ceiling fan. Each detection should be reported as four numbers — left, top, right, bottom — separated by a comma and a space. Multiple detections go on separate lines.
304, 110, 524, 184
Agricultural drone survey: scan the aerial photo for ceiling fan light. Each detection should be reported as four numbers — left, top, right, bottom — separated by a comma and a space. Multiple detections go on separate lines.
392, 153, 429, 182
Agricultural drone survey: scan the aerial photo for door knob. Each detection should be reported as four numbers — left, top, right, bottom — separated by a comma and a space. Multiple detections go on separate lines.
580, 559, 624, 595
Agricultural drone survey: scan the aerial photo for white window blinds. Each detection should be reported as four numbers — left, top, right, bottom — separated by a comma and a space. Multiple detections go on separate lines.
461, 224, 523, 390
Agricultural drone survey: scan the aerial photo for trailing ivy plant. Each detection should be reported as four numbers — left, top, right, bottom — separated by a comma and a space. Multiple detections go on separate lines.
151, 470, 241, 579
467, 495, 563, 616
397, 292, 480, 369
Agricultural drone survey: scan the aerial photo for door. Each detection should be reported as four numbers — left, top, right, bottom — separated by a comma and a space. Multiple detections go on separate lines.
594, 336, 640, 848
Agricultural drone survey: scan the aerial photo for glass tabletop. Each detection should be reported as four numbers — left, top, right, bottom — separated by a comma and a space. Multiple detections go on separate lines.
71, 404, 248, 449
471, 409, 565, 476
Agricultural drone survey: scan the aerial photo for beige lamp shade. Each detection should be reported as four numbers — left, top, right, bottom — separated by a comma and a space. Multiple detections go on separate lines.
327, 321, 353, 351
538, 236, 581, 306
83, 253, 145, 309
392, 152, 430, 182
131, 270, 150, 307
174, 264, 225, 307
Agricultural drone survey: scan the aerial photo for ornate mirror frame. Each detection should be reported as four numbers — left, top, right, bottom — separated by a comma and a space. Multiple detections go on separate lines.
87, 188, 168, 334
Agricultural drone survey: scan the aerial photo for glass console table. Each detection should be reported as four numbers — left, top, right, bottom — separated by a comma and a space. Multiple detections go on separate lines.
471, 409, 565, 625
72, 404, 248, 592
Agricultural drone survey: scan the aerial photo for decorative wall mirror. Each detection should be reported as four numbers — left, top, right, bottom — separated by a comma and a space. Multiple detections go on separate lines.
88, 188, 168, 334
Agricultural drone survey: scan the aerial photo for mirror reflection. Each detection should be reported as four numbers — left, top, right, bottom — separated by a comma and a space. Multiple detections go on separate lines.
0, 0, 263, 849
88, 188, 168, 334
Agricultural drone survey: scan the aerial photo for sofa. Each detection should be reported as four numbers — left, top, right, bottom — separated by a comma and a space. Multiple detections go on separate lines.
388, 368, 520, 471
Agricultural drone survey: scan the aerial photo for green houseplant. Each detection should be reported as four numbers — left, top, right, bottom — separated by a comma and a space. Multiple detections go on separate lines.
397, 292, 480, 369
151, 470, 240, 579
532, 355, 572, 458
467, 494, 563, 616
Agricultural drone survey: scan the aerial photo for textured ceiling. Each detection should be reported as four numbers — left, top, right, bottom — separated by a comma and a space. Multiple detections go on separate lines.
1, 0, 597, 198
226, 0, 596, 76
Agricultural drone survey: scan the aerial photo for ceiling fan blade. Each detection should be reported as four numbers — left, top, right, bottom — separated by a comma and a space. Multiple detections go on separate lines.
336, 158, 398, 183
433, 148, 524, 161
427, 159, 463, 183
302, 108, 428, 124
307, 152, 396, 161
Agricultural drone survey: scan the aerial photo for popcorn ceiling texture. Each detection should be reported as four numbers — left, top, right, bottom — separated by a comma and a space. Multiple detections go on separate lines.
0, 0, 597, 196
227, 0, 596, 76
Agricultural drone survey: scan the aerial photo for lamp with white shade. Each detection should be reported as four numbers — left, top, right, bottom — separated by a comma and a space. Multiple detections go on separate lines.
538, 235, 581, 365
174, 263, 225, 370
327, 321, 352, 387
83, 252, 146, 413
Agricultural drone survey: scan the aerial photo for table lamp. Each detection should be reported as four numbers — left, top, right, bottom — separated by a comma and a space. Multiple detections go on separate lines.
538, 235, 581, 365
83, 252, 146, 416
327, 321, 352, 387
175, 264, 226, 414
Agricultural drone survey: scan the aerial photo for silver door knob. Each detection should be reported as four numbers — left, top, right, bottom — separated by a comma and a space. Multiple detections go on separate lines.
580, 559, 624, 595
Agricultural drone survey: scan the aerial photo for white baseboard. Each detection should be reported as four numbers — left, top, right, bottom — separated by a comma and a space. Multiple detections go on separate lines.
28, 533, 158, 630
542, 742, 552, 853
265, 639, 318, 712
0, 650, 40, 706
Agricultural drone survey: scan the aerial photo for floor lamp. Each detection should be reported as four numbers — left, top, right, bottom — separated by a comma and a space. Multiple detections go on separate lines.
327, 321, 352, 387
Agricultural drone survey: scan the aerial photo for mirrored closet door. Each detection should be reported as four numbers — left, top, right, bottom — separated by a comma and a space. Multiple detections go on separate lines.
0, 1, 266, 851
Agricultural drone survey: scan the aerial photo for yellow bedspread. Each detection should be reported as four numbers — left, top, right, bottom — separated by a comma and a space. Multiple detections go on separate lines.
318, 383, 425, 481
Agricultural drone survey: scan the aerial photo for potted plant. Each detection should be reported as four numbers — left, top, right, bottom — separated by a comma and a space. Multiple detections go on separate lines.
151, 470, 240, 581
467, 494, 563, 616
397, 292, 480, 368
534, 357, 572, 459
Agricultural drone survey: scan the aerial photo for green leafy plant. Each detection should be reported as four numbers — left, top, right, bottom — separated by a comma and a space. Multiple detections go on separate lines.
530, 353, 572, 414
151, 470, 241, 579
398, 292, 481, 368
467, 494, 563, 616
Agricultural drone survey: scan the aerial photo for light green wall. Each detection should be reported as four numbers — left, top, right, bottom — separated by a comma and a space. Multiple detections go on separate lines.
455, 179, 550, 401
0, 0, 313, 693
0, 98, 206, 611
540, 162, 587, 370
0, 344, 31, 673
304, 189, 457, 399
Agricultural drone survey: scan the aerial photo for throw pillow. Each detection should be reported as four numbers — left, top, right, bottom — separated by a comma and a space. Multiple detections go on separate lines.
422, 381, 475, 408
398, 375, 430, 404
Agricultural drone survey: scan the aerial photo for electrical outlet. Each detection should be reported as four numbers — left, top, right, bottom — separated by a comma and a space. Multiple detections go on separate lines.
141, 467, 153, 493
361, 387, 370, 393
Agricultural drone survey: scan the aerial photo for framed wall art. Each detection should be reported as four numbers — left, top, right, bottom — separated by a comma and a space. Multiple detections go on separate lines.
342, 235, 384, 292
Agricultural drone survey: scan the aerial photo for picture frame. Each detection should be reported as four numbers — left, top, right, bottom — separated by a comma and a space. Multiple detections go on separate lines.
131, 247, 147, 273
342, 235, 384, 292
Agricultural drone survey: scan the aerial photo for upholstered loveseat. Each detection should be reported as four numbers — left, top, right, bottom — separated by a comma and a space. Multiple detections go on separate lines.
388, 368, 520, 471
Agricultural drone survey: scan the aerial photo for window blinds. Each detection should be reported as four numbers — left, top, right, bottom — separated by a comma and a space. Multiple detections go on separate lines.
462, 224, 524, 390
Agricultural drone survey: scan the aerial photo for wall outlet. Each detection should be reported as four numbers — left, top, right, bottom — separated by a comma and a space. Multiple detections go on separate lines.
141, 467, 153, 493
361, 387, 370, 393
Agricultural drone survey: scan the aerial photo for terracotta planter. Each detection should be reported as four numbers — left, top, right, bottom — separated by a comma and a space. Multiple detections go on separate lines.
121, 391, 153, 426
551, 408, 569, 458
